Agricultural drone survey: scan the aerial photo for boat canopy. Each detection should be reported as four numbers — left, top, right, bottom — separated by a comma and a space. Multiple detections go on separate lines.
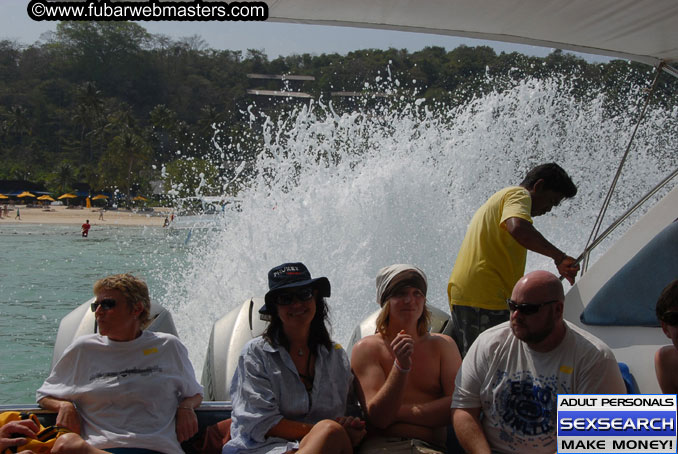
264, 0, 678, 76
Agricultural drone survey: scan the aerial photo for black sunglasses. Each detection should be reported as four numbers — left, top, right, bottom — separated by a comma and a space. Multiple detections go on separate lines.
91, 298, 116, 312
506, 298, 558, 315
276, 288, 314, 306
660, 311, 678, 326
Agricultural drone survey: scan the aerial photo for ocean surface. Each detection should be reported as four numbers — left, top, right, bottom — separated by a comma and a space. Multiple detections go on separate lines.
0, 223, 203, 404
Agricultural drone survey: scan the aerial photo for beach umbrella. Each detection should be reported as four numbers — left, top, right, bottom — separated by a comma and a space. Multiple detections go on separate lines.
58, 193, 78, 206
58, 193, 78, 200
0, 194, 7, 199
37, 195, 55, 202
132, 196, 148, 201
91, 194, 109, 200
17, 191, 36, 198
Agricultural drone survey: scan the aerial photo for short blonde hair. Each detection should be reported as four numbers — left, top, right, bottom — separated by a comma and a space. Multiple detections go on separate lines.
93, 274, 151, 327
375, 299, 431, 336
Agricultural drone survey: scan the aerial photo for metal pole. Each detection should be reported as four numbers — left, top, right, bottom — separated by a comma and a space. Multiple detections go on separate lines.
562, 167, 678, 279
581, 62, 665, 273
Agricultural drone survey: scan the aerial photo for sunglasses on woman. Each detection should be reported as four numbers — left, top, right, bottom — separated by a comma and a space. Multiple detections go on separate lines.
91, 298, 116, 312
660, 311, 678, 326
276, 288, 314, 306
506, 298, 558, 315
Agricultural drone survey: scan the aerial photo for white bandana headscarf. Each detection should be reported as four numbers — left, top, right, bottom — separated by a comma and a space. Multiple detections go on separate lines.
376, 264, 427, 306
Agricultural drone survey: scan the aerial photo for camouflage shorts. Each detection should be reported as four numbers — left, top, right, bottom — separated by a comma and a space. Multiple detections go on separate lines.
449, 305, 509, 357
358, 437, 445, 454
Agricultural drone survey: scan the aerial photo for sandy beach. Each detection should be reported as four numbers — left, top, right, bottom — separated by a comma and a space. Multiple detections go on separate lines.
0, 204, 172, 227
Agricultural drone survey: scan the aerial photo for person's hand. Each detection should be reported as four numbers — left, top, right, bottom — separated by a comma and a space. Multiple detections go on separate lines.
56, 402, 81, 434
175, 407, 198, 442
556, 255, 579, 285
0, 419, 39, 452
391, 329, 414, 370
335, 416, 366, 447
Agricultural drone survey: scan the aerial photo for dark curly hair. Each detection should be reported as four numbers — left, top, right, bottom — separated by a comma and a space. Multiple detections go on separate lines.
262, 287, 333, 354
520, 162, 577, 198
656, 280, 678, 322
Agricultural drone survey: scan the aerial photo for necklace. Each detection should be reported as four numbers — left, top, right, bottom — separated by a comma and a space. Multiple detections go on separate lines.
298, 351, 315, 398
298, 347, 304, 356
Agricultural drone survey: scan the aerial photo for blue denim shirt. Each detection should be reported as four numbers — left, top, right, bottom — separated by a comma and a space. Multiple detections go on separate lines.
223, 336, 353, 454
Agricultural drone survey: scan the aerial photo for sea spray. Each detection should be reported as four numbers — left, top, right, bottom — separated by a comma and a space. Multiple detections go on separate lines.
162, 72, 678, 376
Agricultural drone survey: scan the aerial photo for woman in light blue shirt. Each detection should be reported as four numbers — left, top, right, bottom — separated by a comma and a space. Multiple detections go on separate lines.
224, 262, 365, 454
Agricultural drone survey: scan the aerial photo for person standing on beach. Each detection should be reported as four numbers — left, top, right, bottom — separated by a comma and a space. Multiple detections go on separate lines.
15, 207, 20, 220
82, 220, 91, 237
447, 163, 580, 357
98, 209, 105, 221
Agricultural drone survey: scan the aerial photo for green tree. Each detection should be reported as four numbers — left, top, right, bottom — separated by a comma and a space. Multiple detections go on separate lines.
98, 130, 151, 202
72, 81, 105, 162
163, 158, 221, 199
4, 105, 31, 144
52, 162, 75, 193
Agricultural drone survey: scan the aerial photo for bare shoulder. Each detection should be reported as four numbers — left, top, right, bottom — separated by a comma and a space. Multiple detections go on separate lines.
656, 345, 678, 367
430, 332, 455, 346
351, 334, 388, 361
353, 333, 386, 349
655, 345, 678, 394
429, 333, 460, 354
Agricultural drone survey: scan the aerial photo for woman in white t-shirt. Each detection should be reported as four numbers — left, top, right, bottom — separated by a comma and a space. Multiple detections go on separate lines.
37, 274, 203, 454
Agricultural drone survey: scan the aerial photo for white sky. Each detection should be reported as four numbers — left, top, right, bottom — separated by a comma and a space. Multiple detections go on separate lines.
0, 0, 609, 61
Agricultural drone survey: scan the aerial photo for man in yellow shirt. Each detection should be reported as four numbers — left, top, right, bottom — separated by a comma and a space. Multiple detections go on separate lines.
447, 163, 579, 356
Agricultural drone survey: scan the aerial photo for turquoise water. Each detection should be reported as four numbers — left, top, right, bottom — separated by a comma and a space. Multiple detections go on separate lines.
0, 223, 200, 404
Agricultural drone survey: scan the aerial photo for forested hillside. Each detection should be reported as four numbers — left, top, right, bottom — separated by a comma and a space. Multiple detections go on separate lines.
1, 21, 674, 199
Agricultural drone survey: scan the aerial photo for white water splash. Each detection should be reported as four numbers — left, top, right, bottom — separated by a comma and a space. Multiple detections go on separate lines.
161, 73, 678, 375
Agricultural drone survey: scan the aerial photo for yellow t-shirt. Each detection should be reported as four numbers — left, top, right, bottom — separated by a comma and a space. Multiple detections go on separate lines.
448, 186, 533, 311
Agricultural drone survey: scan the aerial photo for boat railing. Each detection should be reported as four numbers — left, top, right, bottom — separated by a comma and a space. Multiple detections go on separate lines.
576, 167, 678, 273
0, 401, 233, 439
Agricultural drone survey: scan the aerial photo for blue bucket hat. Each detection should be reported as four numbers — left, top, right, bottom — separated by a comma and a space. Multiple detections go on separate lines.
259, 262, 331, 315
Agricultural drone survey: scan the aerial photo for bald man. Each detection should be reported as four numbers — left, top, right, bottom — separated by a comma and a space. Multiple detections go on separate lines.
451, 270, 626, 454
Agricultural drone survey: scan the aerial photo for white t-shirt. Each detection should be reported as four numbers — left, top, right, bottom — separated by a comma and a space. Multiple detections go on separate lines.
37, 331, 203, 454
451, 321, 626, 454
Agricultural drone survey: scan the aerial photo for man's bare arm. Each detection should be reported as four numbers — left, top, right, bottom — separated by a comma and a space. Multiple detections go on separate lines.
452, 407, 492, 454
504, 217, 579, 284
396, 396, 452, 426
351, 338, 409, 429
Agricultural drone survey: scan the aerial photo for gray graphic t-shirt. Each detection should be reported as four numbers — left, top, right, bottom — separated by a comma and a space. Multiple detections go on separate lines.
451, 321, 626, 454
